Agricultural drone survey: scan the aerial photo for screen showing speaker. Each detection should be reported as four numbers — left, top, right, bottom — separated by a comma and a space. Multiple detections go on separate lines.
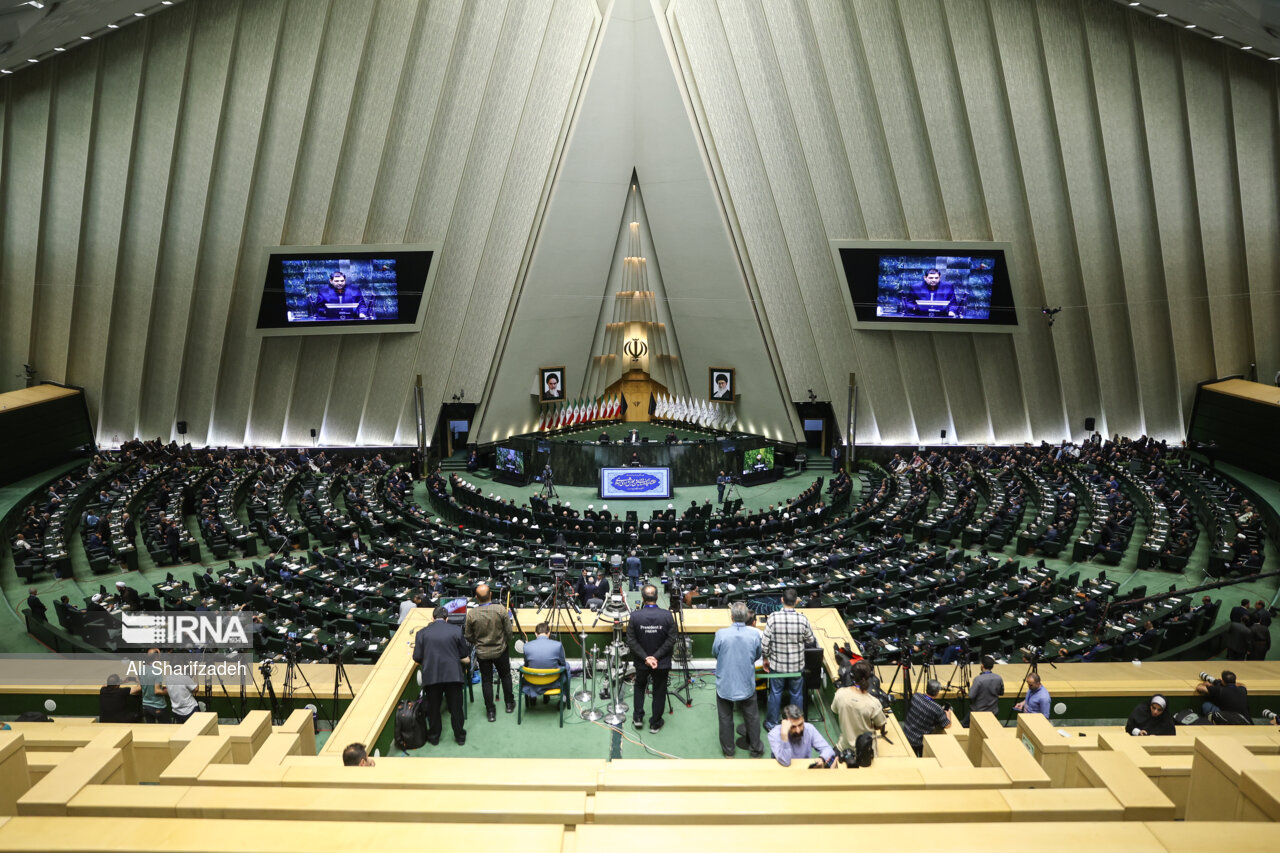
599, 467, 672, 500
255, 246, 433, 334
839, 245, 1017, 327
743, 446, 774, 475
495, 446, 525, 476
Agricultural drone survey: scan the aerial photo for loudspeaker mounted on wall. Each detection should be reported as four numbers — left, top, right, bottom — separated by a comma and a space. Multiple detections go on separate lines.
309, 428, 317, 438
176, 421, 187, 435
940, 429, 947, 440
1084, 417, 1096, 432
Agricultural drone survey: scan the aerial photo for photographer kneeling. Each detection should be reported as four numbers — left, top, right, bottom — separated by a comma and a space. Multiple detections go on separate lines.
902, 679, 952, 757
1196, 670, 1252, 723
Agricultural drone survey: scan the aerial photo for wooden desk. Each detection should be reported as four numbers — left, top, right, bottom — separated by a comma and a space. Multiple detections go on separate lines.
66, 784, 588, 824
0, 817, 563, 852
1073, 750, 1176, 820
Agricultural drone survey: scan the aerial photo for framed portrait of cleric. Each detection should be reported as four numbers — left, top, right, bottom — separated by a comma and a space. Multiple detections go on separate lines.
709, 368, 735, 403
539, 367, 566, 403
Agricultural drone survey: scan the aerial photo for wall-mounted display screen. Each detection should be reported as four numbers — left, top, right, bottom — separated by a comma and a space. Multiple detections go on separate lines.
600, 467, 672, 500
743, 446, 774, 476
255, 245, 434, 335
837, 244, 1017, 328
495, 446, 526, 476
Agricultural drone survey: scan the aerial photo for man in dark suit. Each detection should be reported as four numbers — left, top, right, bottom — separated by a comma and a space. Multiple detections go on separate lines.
413, 607, 471, 745
165, 522, 182, 563
625, 584, 677, 734
26, 588, 47, 622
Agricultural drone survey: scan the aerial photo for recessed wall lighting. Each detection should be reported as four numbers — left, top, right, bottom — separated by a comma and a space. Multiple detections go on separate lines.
1241, 45, 1253, 50
1156, 12, 1168, 17
134, 11, 145, 17
1184, 24, 1196, 29
80, 35, 91, 40
107, 23, 118, 29
54, 46, 65, 51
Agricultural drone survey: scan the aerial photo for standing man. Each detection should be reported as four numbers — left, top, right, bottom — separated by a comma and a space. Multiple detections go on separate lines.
157, 669, 199, 723
463, 584, 514, 722
830, 660, 886, 753
902, 679, 952, 756
967, 655, 1004, 716
626, 584, 677, 734
768, 705, 836, 767
25, 588, 47, 622
139, 649, 168, 724
413, 606, 471, 745
625, 551, 642, 591
713, 602, 764, 757
1013, 672, 1051, 719
716, 471, 729, 504
761, 588, 814, 730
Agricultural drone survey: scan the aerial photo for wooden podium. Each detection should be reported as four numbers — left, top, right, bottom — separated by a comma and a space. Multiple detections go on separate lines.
609, 369, 666, 423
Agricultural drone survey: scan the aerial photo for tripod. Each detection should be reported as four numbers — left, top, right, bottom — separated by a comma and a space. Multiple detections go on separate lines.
281, 643, 324, 727
329, 649, 354, 731
536, 572, 581, 636
600, 619, 630, 726
201, 649, 244, 724
538, 467, 558, 500
666, 574, 693, 708
257, 660, 285, 725
937, 641, 974, 723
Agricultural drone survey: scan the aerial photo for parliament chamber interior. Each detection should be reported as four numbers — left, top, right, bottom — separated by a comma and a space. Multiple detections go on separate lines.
1, 0, 1279, 850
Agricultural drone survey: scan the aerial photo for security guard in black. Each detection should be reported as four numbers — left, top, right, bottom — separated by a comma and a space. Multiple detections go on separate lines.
625, 584, 677, 732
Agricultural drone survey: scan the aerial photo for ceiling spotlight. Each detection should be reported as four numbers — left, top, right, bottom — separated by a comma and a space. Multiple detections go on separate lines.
1, 69, 12, 75
80, 35, 91, 40
1212, 35, 1224, 39
134, 11, 146, 16
107, 23, 119, 29
1242, 45, 1253, 50
1271, 56, 1280, 61
1156, 12, 1168, 17
27, 1, 45, 9
1184, 23, 1196, 29
1128, 1, 1139, 5
162, 1, 174, 4
54, 46, 65, 51
27, 58, 38, 63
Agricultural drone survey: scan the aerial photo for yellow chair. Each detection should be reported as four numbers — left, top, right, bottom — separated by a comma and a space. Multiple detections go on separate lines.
518, 666, 569, 728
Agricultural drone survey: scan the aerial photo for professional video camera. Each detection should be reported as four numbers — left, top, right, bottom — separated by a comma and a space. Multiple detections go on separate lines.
838, 731, 876, 768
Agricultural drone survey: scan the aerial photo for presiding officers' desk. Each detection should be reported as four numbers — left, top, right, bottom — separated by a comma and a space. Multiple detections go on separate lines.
500, 433, 780, 487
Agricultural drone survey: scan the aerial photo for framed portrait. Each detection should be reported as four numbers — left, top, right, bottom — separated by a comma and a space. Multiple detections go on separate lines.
539, 366, 566, 403
709, 367, 735, 403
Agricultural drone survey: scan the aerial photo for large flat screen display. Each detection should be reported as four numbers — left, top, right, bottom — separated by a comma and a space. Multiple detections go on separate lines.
495, 447, 525, 476
743, 447, 774, 476
837, 243, 1018, 329
255, 244, 434, 335
600, 467, 672, 500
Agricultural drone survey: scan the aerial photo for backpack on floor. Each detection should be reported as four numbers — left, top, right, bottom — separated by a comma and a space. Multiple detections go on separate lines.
393, 698, 427, 751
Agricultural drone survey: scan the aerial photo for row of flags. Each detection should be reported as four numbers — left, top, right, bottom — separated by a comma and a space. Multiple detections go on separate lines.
653, 393, 737, 431
537, 391, 738, 432
538, 393, 624, 430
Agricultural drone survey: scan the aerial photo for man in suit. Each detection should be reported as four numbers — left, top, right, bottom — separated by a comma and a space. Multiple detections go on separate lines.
413, 607, 471, 745
314, 271, 368, 320
521, 622, 568, 707
626, 584, 677, 734
463, 584, 514, 722
904, 268, 957, 317
26, 588, 47, 622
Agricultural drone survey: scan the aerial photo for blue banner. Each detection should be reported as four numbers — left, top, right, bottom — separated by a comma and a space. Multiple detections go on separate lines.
599, 467, 672, 500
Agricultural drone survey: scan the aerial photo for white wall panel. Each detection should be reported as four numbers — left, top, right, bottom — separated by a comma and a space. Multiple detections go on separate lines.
30, 49, 96, 388
137, 0, 238, 440
0, 0, 1274, 451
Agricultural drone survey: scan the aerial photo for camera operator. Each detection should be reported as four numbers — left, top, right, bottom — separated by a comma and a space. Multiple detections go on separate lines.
625, 584, 677, 734
768, 704, 836, 767
968, 655, 1004, 716
1196, 670, 1252, 722
903, 679, 952, 757
830, 660, 885, 753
